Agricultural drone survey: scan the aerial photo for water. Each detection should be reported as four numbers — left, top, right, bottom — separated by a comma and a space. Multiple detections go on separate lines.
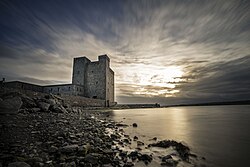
111, 105, 250, 167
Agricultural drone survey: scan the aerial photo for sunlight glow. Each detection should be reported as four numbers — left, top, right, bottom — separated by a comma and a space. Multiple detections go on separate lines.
118, 64, 184, 97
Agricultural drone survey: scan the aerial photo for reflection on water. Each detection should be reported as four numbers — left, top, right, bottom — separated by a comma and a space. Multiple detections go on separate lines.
111, 105, 250, 167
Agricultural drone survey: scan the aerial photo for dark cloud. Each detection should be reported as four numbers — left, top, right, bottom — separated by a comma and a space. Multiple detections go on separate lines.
117, 55, 250, 104
1, 74, 66, 85
0, 44, 20, 59
178, 55, 250, 99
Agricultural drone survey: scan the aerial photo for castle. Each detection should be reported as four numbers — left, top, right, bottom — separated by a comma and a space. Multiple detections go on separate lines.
4, 55, 115, 106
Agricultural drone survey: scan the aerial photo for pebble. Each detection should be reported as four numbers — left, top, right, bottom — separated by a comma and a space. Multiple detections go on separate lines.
0, 90, 203, 166
133, 136, 138, 141
132, 123, 138, 127
7, 162, 31, 167
137, 141, 144, 146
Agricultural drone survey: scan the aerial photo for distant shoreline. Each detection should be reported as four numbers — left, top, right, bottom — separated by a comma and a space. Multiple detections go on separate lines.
163, 100, 250, 108
51, 100, 250, 111
108, 100, 250, 110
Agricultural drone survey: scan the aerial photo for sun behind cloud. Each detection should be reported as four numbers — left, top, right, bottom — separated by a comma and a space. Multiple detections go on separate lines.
116, 64, 184, 97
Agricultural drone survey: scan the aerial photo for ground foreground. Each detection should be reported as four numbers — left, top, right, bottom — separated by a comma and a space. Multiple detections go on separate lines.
0, 90, 204, 167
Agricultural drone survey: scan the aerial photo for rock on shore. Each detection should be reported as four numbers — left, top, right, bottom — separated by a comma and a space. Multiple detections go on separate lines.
0, 89, 205, 166
0, 90, 68, 114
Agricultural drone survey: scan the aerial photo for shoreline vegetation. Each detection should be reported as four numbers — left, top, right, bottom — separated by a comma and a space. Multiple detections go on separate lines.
0, 88, 206, 166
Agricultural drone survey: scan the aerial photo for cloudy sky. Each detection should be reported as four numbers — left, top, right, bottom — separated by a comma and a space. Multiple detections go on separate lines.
0, 0, 250, 105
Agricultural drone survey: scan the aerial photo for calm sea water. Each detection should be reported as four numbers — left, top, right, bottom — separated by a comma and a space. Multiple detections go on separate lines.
111, 105, 250, 167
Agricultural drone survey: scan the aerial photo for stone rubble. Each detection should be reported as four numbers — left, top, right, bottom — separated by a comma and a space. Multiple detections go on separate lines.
0, 90, 205, 166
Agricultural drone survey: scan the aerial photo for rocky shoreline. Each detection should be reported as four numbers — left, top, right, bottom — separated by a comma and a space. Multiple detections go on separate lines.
0, 90, 205, 167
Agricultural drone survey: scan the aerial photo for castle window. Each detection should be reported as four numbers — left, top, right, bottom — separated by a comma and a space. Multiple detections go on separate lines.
96, 81, 98, 84
91, 70, 93, 73
58, 88, 60, 92
68, 87, 70, 91
77, 87, 78, 91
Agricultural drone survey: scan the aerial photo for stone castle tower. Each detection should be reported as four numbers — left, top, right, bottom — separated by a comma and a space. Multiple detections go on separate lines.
4, 54, 115, 107
72, 55, 114, 105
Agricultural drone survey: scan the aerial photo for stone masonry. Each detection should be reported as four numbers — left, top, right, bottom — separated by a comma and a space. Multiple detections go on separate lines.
4, 55, 115, 106
72, 55, 114, 105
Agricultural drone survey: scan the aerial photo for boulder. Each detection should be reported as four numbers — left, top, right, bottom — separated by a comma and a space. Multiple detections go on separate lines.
8, 162, 31, 167
161, 155, 172, 162
150, 137, 157, 141
46, 98, 56, 106
47, 94, 64, 104
110, 134, 119, 140
66, 107, 73, 113
124, 162, 134, 167
138, 154, 152, 164
65, 162, 76, 167
20, 95, 37, 109
0, 96, 22, 114
60, 145, 79, 153
78, 145, 87, 155
116, 123, 128, 127
48, 145, 58, 153
137, 141, 144, 146
84, 153, 102, 164
149, 140, 190, 160
28, 108, 41, 113
161, 158, 178, 166
128, 151, 139, 160
37, 102, 50, 112
132, 123, 138, 127
123, 138, 130, 144
0, 91, 22, 99
133, 136, 138, 141
50, 104, 67, 113
99, 155, 112, 164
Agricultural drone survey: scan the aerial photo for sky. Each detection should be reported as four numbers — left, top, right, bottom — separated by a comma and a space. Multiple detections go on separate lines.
0, 0, 250, 105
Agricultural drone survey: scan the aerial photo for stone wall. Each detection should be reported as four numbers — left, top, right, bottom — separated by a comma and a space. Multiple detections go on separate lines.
72, 55, 114, 103
85, 61, 106, 100
61, 94, 106, 107
43, 84, 84, 96
5, 55, 115, 105
99, 55, 114, 104
4, 81, 43, 92
72, 57, 90, 86
106, 68, 114, 104
1, 87, 106, 107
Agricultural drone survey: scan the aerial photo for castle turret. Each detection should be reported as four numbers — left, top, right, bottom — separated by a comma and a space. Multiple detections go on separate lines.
98, 54, 110, 67
98, 55, 114, 105
72, 57, 90, 86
